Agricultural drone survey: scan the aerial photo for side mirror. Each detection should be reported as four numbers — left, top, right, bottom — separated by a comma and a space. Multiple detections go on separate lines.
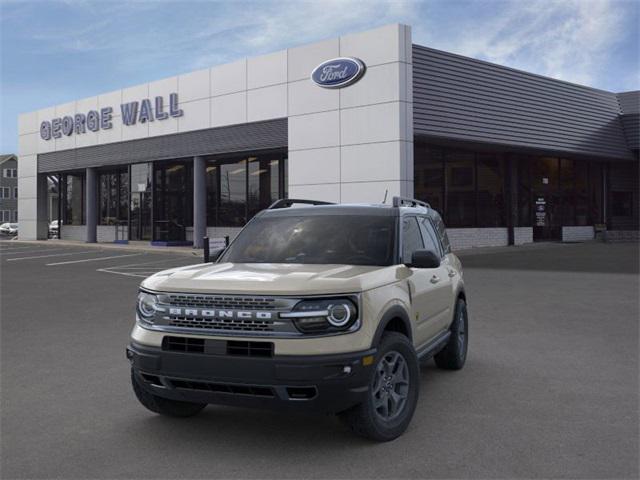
407, 249, 441, 269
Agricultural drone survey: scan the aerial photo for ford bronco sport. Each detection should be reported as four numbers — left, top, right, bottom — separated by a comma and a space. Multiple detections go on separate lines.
127, 196, 468, 441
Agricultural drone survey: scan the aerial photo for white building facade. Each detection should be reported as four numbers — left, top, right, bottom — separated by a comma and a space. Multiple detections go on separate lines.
17, 24, 639, 248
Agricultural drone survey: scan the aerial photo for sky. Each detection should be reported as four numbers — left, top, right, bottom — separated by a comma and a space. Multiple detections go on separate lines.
1, 0, 638, 153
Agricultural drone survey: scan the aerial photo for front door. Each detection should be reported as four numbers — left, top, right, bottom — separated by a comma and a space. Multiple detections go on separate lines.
401, 216, 452, 347
153, 162, 191, 242
130, 192, 152, 241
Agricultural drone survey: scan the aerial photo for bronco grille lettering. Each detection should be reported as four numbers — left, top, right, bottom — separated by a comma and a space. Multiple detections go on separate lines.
166, 307, 274, 320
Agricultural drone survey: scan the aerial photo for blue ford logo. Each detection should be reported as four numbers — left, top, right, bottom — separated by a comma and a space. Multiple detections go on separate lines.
311, 57, 366, 89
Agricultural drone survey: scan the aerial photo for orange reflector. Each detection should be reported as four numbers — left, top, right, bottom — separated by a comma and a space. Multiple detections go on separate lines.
362, 355, 374, 366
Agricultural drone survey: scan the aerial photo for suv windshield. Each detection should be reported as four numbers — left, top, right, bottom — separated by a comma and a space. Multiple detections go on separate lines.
220, 215, 396, 266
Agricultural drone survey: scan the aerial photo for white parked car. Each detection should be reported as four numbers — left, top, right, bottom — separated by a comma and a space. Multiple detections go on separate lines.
0, 223, 18, 236
49, 220, 60, 238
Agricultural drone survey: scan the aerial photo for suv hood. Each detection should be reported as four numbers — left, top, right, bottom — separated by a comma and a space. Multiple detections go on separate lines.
141, 262, 402, 295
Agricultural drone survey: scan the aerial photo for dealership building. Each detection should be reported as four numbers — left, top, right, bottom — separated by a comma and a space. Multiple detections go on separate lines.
17, 24, 639, 249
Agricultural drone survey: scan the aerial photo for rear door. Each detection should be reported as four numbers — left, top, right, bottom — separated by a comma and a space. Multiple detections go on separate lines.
401, 216, 451, 347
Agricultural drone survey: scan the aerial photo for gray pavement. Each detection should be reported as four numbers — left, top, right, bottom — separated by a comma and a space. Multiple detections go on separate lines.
1, 240, 638, 479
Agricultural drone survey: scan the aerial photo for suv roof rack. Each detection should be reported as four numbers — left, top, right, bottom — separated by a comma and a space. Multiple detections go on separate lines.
268, 198, 335, 209
392, 196, 431, 209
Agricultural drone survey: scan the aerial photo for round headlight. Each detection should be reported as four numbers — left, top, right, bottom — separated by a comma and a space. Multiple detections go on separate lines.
137, 292, 157, 320
285, 298, 358, 333
327, 303, 353, 327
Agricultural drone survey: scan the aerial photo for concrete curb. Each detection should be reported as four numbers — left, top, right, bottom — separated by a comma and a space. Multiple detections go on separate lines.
5, 239, 203, 257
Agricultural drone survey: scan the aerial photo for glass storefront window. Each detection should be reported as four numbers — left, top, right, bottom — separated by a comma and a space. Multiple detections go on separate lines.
207, 151, 286, 227
415, 143, 608, 234
119, 171, 128, 221
445, 151, 476, 227
516, 156, 532, 227
130, 163, 152, 194
414, 145, 444, 213
62, 173, 85, 225
129, 163, 153, 241
477, 154, 505, 227
415, 144, 506, 228
559, 158, 576, 226
98, 169, 128, 225
154, 161, 192, 241
205, 165, 219, 227
219, 159, 247, 227
47, 175, 60, 223
609, 162, 639, 230
589, 162, 603, 225
574, 161, 589, 226
248, 156, 281, 219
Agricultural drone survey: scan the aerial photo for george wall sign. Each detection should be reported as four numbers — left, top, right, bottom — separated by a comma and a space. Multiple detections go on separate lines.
311, 57, 366, 89
40, 93, 184, 140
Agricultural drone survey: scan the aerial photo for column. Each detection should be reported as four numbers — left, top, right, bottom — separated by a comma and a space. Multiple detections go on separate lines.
193, 156, 207, 248
85, 167, 97, 243
36, 173, 49, 239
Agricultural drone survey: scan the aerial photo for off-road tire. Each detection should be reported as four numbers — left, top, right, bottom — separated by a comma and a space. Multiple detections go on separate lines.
434, 298, 468, 370
131, 369, 206, 417
338, 332, 419, 442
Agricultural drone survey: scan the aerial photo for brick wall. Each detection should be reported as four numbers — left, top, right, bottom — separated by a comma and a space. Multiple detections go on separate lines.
514, 227, 533, 245
605, 230, 640, 242
447, 228, 509, 250
60, 225, 86, 241
96, 225, 128, 242
562, 226, 594, 242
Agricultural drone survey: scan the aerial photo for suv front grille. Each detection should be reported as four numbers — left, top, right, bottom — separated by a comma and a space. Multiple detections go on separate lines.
162, 336, 205, 353
145, 292, 358, 337
227, 340, 274, 357
162, 336, 274, 357
166, 294, 277, 310
168, 316, 275, 332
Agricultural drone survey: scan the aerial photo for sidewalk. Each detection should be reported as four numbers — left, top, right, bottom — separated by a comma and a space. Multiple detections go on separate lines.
454, 241, 586, 258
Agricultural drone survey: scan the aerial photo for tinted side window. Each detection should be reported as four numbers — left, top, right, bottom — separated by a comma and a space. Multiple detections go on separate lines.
433, 216, 451, 253
419, 217, 442, 257
402, 217, 424, 263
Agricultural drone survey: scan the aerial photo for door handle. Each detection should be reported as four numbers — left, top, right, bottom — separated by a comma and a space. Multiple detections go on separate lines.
448, 270, 457, 278
430, 275, 440, 284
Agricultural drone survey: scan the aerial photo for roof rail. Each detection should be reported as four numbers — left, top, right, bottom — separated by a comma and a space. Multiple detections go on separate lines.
392, 196, 431, 209
268, 198, 335, 209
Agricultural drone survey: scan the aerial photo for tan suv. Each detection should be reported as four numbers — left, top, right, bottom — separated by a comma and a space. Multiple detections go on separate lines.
127, 197, 468, 441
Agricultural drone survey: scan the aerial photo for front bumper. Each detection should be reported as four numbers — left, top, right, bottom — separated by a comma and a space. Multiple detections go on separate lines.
127, 341, 376, 414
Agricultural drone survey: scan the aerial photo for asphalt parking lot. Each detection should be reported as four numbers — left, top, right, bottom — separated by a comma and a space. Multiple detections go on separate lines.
1, 240, 638, 479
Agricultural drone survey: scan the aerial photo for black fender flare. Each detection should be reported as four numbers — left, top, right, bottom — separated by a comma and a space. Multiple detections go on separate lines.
371, 305, 413, 348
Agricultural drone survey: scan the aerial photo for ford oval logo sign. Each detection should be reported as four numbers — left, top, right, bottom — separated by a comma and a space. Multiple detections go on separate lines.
311, 57, 366, 89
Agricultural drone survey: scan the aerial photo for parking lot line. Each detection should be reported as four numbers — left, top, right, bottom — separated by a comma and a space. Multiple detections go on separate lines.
97, 257, 200, 277
0, 246, 48, 253
46, 253, 143, 266
6, 250, 98, 262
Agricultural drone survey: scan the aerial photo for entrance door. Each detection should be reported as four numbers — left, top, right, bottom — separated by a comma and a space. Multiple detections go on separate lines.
130, 192, 152, 241
532, 157, 561, 241
153, 162, 191, 242
129, 163, 153, 241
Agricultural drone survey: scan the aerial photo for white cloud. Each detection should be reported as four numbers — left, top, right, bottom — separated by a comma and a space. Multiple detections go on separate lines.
414, 0, 636, 89
188, 0, 418, 69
